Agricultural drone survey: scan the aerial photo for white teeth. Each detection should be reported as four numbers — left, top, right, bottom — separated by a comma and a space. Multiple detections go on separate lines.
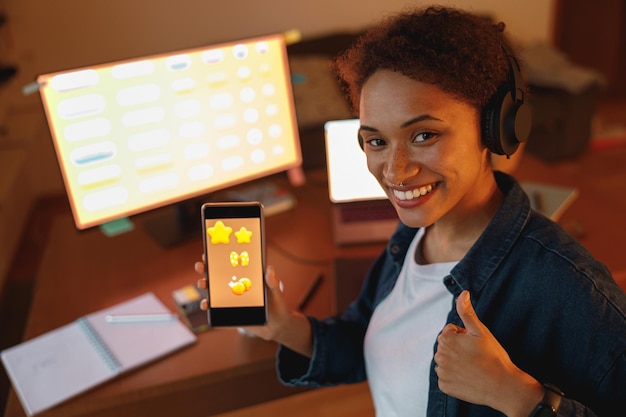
394, 184, 435, 201
420, 184, 433, 195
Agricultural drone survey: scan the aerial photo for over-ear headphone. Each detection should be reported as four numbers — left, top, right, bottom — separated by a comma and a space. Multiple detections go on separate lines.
481, 45, 532, 156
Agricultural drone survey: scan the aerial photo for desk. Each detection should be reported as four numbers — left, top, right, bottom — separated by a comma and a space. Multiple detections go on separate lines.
512, 147, 626, 275
4, 149, 626, 417
3, 169, 384, 417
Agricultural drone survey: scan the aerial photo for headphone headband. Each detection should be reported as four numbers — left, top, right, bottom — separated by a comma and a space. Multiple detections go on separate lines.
503, 44, 526, 105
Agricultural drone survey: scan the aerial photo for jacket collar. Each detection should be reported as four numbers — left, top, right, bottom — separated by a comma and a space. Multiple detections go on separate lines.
449, 171, 532, 296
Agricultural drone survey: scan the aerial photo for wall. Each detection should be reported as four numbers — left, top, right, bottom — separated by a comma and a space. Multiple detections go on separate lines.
7, 0, 554, 75
0, 0, 556, 283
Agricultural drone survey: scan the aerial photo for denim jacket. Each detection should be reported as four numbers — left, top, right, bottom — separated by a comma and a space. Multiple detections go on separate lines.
276, 172, 626, 417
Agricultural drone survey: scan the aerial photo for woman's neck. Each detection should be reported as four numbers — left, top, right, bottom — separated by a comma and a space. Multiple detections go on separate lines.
417, 175, 503, 264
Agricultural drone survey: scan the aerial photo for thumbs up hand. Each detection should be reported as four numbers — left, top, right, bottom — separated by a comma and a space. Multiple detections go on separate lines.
434, 291, 544, 416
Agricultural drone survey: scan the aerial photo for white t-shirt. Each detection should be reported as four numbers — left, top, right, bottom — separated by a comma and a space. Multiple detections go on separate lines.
364, 228, 456, 417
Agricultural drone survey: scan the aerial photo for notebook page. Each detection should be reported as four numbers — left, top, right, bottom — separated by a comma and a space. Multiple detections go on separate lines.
1, 292, 196, 416
1, 322, 119, 416
84, 292, 196, 370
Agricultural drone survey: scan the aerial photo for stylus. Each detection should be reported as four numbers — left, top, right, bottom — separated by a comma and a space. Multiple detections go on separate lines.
298, 273, 323, 311
105, 313, 178, 323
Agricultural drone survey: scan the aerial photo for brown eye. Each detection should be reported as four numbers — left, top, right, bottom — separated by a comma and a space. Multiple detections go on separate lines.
366, 137, 387, 148
413, 131, 437, 143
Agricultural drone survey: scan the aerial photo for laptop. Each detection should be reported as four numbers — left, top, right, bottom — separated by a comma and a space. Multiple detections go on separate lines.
324, 119, 399, 245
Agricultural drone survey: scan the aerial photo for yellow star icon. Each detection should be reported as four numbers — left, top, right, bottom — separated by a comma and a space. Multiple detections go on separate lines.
207, 220, 232, 244
234, 227, 253, 244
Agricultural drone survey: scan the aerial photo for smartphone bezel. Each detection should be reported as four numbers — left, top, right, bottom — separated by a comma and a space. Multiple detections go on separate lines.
201, 202, 267, 327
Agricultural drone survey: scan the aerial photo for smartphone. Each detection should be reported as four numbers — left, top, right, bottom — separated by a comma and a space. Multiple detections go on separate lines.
201, 202, 267, 327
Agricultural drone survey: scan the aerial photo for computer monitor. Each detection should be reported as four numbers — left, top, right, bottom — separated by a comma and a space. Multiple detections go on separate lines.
37, 33, 302, 245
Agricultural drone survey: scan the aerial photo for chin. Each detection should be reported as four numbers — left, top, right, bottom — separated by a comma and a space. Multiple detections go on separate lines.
396, 212, 433, 229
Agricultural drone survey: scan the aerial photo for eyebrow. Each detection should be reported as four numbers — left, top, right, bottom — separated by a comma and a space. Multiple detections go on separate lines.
359, 114, 443, 132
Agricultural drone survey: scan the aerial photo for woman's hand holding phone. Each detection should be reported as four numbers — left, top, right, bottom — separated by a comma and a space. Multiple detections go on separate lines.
195, 260, 314, 357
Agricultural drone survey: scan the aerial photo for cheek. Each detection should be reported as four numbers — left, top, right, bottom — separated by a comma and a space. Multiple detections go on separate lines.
365, 153, 389, 181
365, 151, 378, 171
366, 158, 377, 176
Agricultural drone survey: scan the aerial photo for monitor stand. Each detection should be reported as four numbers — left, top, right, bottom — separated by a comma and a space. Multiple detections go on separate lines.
144, 199, 203, 248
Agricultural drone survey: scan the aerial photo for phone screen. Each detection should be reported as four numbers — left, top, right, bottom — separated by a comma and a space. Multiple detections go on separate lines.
201, 202, 266, 326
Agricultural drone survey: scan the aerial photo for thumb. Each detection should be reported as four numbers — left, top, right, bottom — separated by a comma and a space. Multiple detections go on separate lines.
265, 265, 282, 293
456, 290, 483, 335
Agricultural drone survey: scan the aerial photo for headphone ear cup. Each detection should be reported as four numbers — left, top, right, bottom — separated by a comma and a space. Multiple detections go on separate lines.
482, 85, 531, 156
510, 97, 532, 149
482, 85, 510, 155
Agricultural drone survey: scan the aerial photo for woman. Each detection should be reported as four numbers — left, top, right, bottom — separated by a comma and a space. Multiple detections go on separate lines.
197, 6, 625, 416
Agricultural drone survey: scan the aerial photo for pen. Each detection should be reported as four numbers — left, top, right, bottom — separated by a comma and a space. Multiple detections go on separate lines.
105, 313, 178, 323
298, 274, 323, 311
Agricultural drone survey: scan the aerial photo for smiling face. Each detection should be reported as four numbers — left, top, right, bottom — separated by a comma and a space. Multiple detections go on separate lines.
359, 69, 498, 230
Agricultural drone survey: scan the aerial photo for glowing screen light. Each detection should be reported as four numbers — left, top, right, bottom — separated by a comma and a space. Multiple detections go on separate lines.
38, 33, 301, 230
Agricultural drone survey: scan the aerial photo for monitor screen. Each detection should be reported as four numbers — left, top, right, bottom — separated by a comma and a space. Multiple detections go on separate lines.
37, 33, 302, 232
324, 119, 386, 203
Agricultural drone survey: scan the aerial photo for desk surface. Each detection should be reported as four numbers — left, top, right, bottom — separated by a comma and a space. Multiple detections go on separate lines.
4, 149, 626, 417
513, 148, 626, 275
3, 169, 384, 417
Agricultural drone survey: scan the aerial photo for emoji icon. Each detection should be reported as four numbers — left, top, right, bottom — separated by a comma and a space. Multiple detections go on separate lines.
230, 280, 246, 295
229, 276, 252, 295
239, 251, 250, 266
239, 277, 252, 290
207, 220, 232, 244
229, 251, 250, 267
235, 227, 253, 243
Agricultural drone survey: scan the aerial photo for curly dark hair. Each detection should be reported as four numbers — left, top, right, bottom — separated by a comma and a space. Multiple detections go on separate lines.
332, 6, 515, 114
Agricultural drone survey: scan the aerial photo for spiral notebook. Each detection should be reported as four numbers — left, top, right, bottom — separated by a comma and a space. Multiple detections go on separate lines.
1, 292, 197, 416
